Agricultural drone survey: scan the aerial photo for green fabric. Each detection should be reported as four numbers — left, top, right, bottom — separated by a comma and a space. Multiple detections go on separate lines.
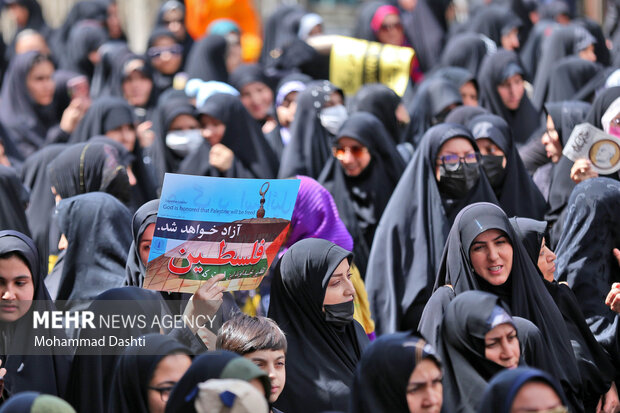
31, 395, 76, 413
220, 358, 271, 398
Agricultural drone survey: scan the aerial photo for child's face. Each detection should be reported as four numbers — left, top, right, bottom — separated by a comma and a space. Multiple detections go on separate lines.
245, 349, 286, 403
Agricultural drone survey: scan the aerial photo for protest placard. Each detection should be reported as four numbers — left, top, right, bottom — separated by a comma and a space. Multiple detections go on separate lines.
143, 174, 300, 293
563, 123, 620, 174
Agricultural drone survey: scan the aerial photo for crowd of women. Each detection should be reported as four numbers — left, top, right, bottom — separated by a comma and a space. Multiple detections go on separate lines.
1, 0, 620, 411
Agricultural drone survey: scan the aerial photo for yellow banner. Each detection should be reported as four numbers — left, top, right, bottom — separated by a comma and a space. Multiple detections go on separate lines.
329, 36, 414, 97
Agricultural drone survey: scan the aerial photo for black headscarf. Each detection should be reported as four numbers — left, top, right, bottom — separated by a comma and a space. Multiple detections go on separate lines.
444, 105, 489, 126
350, 332, 441, 413
575, 17, 611, 67
184, 34, 229, 83
532, 24, 597, 110
467, 5, 522, 49
5, 0, 50, 37
349, 83, 403, 144
108, 333, 190, 413
178, 93, 279, 179
406, 75, 462, 146
21, 144, 66, 272
439, 32, 495, 77
278, 80, 343, 179
511, 216, 616, 409
399, 0, 446, 73
478, 367, 568, 413
125, 199, 159, 287
478, 49, 543, 145
49, 192, 132, 311
105, 54, 158, 122
229, 64, 272, 94
47, 141, 130, 204
518, 19, 559, 81
142, 92, 197, 186
511, 0, 538, 45
49, 0, 108, 59
66, 287, 164, 413
0, 51, 58, 157
555, 178, 620, 369
89, 41, 130, 99
147, 27, 185, 93
433, 202, 584, 412
546, 56, 603, 103
60, 20, 108, 81
69, 97, 159, 208
267, 238, 369, 413
439, 291, 521, 413
70, 97, 133, 143
543, 101, 592, 248
0, 231, 70, 399
165, 351, 270, 413
352, 1, 383, 41
0, 122, 23, 168
364, 123, 498, 335
154, 0, 193, 62
585, 86, 620, 128
259, 4, 303, 62
0, 165, 30, 236
318, 113, 406, 275
468, 113, 547, 219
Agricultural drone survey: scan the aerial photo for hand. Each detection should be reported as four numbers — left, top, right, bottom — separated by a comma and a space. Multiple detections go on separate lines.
182, 274, 225, 334
209, 143, 234, 172
598, 382, 620, 413
614, 248, 620, 267
570, 158, 599, 184
136, 121, 155, 148
605, 282, 620, 313
59, 97, 90, 133
193, 273, 225, 320
0, 359, 5, 398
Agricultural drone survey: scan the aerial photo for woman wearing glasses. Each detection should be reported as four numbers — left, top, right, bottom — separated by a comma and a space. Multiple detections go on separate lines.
364, 123, 497, 335
468, 113, 547, 220
319, 112, 406, 277
146, 28, 184, 94
108, 333, 192, 413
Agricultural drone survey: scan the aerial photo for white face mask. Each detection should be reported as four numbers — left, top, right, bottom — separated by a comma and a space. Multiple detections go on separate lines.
165, 129, 204, 157
319, 104, 348, 135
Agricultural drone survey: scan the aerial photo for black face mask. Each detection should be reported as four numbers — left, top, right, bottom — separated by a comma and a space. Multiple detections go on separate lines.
481, 155, 506, 190
324, 300, 354, 330
437, 162, 480, 199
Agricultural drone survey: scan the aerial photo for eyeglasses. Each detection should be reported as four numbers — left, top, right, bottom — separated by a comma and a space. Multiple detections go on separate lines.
332, 146, 369, 160
147, 44, 183, 59
436, 153, 479, 171
513, 406, 568, 413
148, 385, 175, 402
379, 22, 403, 32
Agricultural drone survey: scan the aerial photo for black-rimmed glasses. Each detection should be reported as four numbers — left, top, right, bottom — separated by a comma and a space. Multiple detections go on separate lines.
436, 153, 479, 172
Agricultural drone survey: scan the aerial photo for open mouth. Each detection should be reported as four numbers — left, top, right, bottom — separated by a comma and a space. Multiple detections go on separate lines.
488, 265, 503, 275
